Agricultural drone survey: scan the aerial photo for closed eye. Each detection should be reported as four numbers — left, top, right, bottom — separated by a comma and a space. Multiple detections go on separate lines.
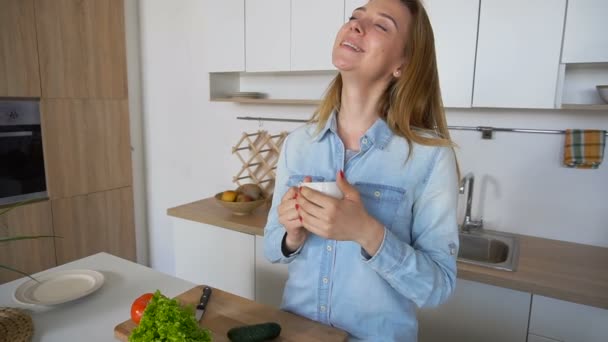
349, 16, 358, 21
375, 24, 387, 32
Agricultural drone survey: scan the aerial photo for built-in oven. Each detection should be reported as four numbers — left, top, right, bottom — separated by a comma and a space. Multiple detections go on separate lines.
0, 100, 47, 206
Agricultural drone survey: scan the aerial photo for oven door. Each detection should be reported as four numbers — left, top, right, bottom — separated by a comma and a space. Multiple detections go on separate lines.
0, 125, 48, 206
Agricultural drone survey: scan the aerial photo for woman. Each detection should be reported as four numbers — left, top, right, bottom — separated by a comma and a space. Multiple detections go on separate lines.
264, 0, 459, 340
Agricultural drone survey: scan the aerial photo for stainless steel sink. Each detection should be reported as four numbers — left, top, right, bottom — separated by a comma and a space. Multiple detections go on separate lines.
457, 230, 519, 271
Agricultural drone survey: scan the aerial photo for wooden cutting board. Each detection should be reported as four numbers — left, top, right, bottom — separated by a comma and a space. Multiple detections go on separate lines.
114, 285, 348, 342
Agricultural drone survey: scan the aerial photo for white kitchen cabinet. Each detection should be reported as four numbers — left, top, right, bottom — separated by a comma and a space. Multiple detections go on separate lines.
245, 0, 290, 71
425, 0, 479, 108
291, 0, 343, 71
528, 334, 563, 342
344, 0, 367, 22
205, 0, 245, 72
473, 0, 566, 109
529, 295, 608, 342
417, 279, 531, 342
254, 235, 288, 307
562, 0, 608, 63
171, 218, 255, 300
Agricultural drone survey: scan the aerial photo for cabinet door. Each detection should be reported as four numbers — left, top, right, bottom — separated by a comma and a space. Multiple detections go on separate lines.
254, 235, 288, 307
245, 0, 290, 71
172, 220, 255, 300
425, 0, 478, 108
0, 200, 55, 284
417, 279, 531, 342
529, 295, 608, 342
0, 0, 41, 97
41, 99, 132, 199
562, 0, 608, 63
473, 0, 566, 108
205, 0, 245, 72
34, 0, 127, 98
52, 187, 135, 265
344, 0, 368, 22
291, 0, 343, 71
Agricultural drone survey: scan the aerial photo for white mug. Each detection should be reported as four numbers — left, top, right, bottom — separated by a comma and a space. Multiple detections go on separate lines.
300, 181, 344, 199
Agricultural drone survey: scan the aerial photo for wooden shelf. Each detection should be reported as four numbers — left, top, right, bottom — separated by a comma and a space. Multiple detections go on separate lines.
211, 97, 320, 105
561, 103, 608, 111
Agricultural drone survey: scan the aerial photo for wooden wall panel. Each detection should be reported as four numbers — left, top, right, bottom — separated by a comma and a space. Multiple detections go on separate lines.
34, 0, 127, 98
0, 201, 56, 284
0, 0, 41, 97
41, 99, 132, 199
52, 187, 135, 264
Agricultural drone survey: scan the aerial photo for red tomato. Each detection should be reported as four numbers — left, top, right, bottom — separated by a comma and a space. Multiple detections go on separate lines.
131, 293, 154, 324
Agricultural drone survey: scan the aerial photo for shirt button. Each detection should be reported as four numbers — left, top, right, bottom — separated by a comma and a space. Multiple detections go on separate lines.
326, 245, 332, 252
322, 277, 329, 284
320, 305, 326, 312
362, 138, 368, 144
374, 191, 381, 198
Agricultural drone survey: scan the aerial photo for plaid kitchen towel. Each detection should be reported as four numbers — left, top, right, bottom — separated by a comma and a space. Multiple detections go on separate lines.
563, 129, 606, 169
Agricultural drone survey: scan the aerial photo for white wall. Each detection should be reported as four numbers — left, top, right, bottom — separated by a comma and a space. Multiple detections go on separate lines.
136, 1, 608, 275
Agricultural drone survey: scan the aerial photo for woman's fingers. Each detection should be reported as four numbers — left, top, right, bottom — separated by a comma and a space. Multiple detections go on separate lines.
299, 209, 329, 238
281, 187, 297, 201
298, 186, 337, 211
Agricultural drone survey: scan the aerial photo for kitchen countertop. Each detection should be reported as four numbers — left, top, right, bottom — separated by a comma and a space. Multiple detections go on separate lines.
168, 197, 608, 310
0, 252, 347, 342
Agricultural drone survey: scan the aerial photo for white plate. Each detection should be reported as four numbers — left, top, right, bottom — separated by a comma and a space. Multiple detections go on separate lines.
14, 269, 105, 305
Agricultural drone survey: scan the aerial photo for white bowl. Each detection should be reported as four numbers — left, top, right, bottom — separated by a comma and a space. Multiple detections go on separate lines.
300, 182, 344, 199
597, 85, 608, 103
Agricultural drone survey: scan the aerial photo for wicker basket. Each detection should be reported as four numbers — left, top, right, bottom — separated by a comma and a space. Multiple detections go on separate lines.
0, 308, 33, 342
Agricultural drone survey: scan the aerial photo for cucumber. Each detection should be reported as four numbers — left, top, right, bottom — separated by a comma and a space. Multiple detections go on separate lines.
227, 322, 282, 342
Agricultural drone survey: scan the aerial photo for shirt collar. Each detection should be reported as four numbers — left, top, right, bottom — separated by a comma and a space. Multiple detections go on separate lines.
312, 111, 392, 150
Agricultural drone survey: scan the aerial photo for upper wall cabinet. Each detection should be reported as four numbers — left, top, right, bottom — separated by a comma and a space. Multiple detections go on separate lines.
245, 0, 345, 72
291, 0, 343, 71
426, 0, 479, 108
562, 0, 608, 63
473, 0, 566, 109
245, 0, 290, 72
205, 0, 245, 72
0, 0, 41, 97
34, 0, 128, 99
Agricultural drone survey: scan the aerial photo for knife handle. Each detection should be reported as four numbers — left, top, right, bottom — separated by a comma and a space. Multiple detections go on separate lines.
197, 286, 212, 310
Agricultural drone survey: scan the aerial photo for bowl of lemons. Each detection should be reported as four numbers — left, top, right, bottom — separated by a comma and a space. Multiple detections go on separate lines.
215, 184, 267, 216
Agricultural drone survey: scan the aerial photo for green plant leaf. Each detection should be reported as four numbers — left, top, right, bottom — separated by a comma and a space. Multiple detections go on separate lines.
0, 265, 40, 283
0, 235, 61, 243
0, 199, 39, 217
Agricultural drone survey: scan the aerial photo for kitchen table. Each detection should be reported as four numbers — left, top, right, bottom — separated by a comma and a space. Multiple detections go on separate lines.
0, 252, 348, 342
0, 252, 196, 341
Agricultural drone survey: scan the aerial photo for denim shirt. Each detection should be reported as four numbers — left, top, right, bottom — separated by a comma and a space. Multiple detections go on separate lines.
264, 113, 459, 341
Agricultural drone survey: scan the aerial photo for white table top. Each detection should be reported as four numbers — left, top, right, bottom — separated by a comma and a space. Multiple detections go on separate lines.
0, 252, 195, 342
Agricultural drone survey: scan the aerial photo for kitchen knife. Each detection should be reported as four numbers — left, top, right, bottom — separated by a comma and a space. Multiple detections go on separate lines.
195, 286, 212, 322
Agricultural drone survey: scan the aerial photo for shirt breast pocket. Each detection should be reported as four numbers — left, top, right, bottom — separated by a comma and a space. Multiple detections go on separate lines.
355, 182, 406, 229
287, 174, 325, 187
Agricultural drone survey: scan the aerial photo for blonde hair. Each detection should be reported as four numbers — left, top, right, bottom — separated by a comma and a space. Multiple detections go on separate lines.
312, 0, 455, 157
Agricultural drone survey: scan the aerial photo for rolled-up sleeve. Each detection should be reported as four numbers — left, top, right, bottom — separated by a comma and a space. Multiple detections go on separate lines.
363, 146, 459, 308
264, 136, 300, 264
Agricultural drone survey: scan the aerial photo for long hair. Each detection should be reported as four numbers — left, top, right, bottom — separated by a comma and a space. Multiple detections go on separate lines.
312, 0, 455, 157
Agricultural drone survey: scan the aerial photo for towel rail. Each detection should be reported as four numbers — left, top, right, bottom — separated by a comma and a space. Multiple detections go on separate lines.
236, 116, 608, 139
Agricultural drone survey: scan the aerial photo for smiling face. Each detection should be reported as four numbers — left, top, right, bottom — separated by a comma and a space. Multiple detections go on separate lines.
332, 0, 412, 82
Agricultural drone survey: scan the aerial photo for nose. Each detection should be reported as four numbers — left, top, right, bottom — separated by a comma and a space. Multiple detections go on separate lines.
349, 20, 363, 35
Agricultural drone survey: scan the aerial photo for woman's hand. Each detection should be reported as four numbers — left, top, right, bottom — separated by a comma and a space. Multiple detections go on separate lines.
296, 171, 385, 256
278, 176, 312, 253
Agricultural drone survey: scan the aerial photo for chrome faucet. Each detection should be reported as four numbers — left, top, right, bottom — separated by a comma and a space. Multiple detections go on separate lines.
459, 173, 483, 232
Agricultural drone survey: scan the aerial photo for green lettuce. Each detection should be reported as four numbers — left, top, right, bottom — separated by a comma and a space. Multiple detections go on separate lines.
129, 290, 212, 342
